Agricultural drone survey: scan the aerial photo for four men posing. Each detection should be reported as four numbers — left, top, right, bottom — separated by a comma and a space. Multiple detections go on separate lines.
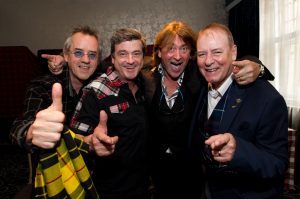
10, 21, 287, 199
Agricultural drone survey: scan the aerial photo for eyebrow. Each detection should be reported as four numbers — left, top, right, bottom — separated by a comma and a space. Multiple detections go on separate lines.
74, 48, 97, 53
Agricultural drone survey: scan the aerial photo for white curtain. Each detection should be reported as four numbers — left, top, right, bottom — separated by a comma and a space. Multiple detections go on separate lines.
260, 0, 300, 108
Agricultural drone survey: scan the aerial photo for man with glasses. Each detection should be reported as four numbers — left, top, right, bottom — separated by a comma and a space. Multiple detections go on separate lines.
9, 25, 101, 198
43, 21, 273, 198
189, 23, 288, 198
10, 25, 100, 152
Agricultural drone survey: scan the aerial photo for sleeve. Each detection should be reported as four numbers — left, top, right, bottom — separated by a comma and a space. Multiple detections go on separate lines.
70, 88, 103, 136
228, 95, 288, 179
238, 55, 275, 81
9, 80, 52, 150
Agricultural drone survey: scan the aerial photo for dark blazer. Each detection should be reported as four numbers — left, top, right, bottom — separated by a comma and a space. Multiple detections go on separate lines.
189, 79, 288, 199
142, 60, 206, 198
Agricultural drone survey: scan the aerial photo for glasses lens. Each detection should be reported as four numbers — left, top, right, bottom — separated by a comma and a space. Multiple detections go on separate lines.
72, 50, 97, 60
73, 50, 84, 58
88, 52, 97, 60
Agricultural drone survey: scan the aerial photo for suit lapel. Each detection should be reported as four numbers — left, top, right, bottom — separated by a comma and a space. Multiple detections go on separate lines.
219, 82, 246, 132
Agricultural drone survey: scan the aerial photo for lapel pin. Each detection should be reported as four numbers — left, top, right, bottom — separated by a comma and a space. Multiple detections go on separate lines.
232, 98, 242, 108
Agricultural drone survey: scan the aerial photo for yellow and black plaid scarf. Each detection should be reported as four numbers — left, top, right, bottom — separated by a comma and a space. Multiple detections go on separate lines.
34, 129, 99, 199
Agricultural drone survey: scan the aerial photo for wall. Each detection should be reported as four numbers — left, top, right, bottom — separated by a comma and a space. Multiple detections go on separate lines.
0, 0, 227, 58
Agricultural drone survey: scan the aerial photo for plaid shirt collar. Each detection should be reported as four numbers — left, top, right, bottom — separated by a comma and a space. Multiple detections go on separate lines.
104, 66, 144, 89
61, 66, 95, 97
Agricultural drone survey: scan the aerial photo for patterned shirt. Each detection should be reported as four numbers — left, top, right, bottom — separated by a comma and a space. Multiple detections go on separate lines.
10, 68, 80, 150
158, 63, 184, 108
70, 68, 148, 198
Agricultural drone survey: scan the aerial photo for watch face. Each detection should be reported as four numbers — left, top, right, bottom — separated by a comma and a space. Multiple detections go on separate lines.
260, 65, 265, 76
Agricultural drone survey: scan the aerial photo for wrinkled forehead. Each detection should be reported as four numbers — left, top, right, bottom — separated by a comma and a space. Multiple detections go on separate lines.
115, 40, 143, 52
70, 32, 99, 49
198, 29, 231, 47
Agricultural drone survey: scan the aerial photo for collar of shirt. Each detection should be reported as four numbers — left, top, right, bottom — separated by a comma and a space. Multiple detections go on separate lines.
207, 74, 234, 118
158, 63, 185, 108
97, 67, 144, 99
104, 67, 130, 87
59, 67, 76, 97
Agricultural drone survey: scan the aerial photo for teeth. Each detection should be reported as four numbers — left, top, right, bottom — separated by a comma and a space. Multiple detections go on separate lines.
171, 62, 182, 66
124, 66, 135, 69
207, 68, 217, 72
80, 65, 89, 69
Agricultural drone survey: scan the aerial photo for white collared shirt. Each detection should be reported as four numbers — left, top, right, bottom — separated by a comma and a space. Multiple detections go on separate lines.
207, 74, 234, 118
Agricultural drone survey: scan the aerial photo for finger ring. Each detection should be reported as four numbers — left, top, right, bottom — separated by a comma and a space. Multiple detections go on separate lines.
218, 151, 221, 156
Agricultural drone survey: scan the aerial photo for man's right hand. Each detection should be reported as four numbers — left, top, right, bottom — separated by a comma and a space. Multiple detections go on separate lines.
41, 54, 65, 75
92, 110, 119, 156
27, 83, 65, 149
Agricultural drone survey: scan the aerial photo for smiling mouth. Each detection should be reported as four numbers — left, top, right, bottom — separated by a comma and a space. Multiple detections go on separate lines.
123, 65, 136, 70
79, 65, 90, 69
171, 62, 183, 66
206, 68, 218, 72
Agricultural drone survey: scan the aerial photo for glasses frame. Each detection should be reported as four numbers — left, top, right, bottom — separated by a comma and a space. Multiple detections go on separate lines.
70, 49, 98, 61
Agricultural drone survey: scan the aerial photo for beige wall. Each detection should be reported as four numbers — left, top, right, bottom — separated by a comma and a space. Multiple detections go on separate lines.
0, 0, 227, 58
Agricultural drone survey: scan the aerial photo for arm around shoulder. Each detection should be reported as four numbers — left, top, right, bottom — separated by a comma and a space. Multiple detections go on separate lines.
239, 55, 274, 81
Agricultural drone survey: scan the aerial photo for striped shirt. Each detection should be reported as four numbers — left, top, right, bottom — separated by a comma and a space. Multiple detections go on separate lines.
158, 63, 184, 108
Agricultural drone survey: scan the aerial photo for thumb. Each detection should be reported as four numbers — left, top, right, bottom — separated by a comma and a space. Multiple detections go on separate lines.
98, 110, 108, 135
50, 83, 63, 111
94, 110, 119, 144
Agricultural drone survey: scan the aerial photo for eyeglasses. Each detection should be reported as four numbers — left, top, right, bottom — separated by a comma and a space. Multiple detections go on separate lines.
158, 90, 184, 115
70, 50, 98, 60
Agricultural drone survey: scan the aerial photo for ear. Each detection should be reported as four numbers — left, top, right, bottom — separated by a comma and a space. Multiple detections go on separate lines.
111, 54, 115, 65
158, 49, 162, 58
64, 52, 69, 62
232, 45, 237, 61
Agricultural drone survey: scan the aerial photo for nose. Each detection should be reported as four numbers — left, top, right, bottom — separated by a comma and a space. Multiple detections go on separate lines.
205, 53, 214, 66
173, 48, 182, 60
127, 54, 134, 64
81, 53, 90, 63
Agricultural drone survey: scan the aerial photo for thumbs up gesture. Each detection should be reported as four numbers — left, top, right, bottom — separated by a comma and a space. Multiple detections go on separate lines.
92, 110, 119, 156
28, 83, 65, 149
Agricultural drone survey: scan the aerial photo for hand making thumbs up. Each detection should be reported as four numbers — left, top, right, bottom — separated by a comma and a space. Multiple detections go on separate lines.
92, 110, 119, 156
27, 83, 65, 149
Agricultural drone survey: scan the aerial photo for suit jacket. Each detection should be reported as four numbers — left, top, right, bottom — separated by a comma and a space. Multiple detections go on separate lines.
142, 60, 206, 198
189, 79, 288, 199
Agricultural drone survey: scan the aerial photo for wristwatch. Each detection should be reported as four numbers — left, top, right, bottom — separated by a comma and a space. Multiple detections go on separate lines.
259, 64, 265, 77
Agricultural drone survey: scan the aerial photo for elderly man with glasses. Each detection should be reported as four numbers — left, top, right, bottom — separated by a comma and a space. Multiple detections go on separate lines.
10, 25, 101, 150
